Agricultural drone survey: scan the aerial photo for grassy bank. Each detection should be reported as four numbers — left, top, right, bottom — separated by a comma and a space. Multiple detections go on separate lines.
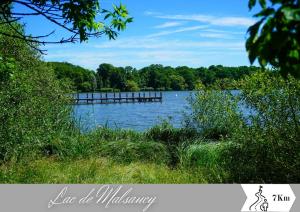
0, 126, 226, 184
0, 158, 209, 184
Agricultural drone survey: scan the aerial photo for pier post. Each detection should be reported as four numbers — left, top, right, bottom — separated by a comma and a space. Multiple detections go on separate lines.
160, 92, 162, 102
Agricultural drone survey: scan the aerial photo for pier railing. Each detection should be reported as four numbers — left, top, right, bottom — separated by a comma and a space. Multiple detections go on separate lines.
72, 92, 162, 105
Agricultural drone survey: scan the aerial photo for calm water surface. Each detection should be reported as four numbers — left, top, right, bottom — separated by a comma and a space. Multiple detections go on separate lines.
73, 91, 252, 131
74, 91, 192, 131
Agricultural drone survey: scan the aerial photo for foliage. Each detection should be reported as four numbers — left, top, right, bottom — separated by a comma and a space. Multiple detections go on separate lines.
0, 0, 133, 51
0, 23, 73, 162
125, 80, 140, 91
0, 64, 72, 161
93, 63, 260, 92
50, 62, 259, 92
247, 0, 300, 77
48, 62, 96, 92
221, 72, 300, 183
184, 89, 244, 140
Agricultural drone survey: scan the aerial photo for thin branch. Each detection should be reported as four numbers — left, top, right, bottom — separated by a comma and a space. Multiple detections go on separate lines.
13, 0, 78, 34
0, 0, 109, 54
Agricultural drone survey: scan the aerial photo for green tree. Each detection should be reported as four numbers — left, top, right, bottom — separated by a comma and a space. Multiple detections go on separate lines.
96, 63, 115, 88
176, 66, 195, 90
247, 0, 300, 78
0, 1, 132, 52
49, 62, 96, 92
169, 75, 186, 90
125, 80, 139, 91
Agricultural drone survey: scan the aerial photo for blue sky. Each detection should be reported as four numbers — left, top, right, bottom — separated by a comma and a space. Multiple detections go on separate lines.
15, 0, 259, 70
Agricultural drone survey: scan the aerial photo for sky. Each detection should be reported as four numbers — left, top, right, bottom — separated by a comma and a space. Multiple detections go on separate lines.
15, 0, 260, 70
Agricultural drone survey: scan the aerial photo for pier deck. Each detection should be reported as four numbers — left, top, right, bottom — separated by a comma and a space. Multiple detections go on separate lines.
72, 92, 162, 105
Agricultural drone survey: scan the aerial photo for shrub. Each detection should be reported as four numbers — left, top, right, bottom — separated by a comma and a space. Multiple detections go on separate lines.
0, 63, 72, 162
222, 72, 300, 183
184, 89, 244, 140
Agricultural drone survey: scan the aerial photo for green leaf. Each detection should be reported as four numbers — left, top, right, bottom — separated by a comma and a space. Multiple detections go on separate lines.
288, 50, 299, 60
249, 0, 257, 9
259, 0, 266, 8
104, 13, 111, 20
282, 7, 300, 21
254, 8, 275, 17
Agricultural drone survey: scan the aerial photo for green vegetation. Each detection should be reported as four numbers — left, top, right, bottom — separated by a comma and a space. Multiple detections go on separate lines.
0, 0, 300, 183
183, 72, 300, 183
50, 62, 260, 92
0, 158, 208, 184
247, 0, 300, 78
48, 62, 97, 92
1, 1, 132, 52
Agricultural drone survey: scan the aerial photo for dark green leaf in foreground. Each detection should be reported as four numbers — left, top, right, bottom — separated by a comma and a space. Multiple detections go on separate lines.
247, 0, 300, 78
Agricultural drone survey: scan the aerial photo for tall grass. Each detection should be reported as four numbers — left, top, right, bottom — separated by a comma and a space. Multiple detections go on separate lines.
0, 158, 209, 184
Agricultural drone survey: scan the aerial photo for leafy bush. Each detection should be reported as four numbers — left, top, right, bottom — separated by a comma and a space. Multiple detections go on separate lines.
0, 24, 72, 162
222, 72, 300, 183
184, 89, 244, 139
0, 63, 72, 161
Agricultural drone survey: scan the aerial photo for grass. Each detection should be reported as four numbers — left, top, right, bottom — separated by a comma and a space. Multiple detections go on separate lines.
0, 157, 209, 184
0, 125, 228, 184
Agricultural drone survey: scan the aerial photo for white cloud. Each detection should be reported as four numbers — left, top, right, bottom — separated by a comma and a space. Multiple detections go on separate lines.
147, 25, 208, 37
94, 37, 245, 50
45, 47, 249, 70
144, 11, 161, 16
154, 21, 185, 29
202, 28, 246, 35
198, 33, 233, 39
155, 14, 254, 27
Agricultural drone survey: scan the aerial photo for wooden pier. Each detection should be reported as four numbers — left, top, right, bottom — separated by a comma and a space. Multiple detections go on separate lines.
72, 92, 163, 105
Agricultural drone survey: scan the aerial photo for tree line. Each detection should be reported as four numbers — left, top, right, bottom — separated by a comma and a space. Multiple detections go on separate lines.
49, 62, 261, 92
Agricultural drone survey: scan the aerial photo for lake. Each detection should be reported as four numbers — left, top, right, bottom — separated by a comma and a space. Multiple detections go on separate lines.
73, 90, 252, 131
73, 91, 193, 131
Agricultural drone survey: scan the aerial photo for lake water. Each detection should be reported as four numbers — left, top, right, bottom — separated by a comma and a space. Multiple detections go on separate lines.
73, 91, 193, 131
73, 91, 252, 132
